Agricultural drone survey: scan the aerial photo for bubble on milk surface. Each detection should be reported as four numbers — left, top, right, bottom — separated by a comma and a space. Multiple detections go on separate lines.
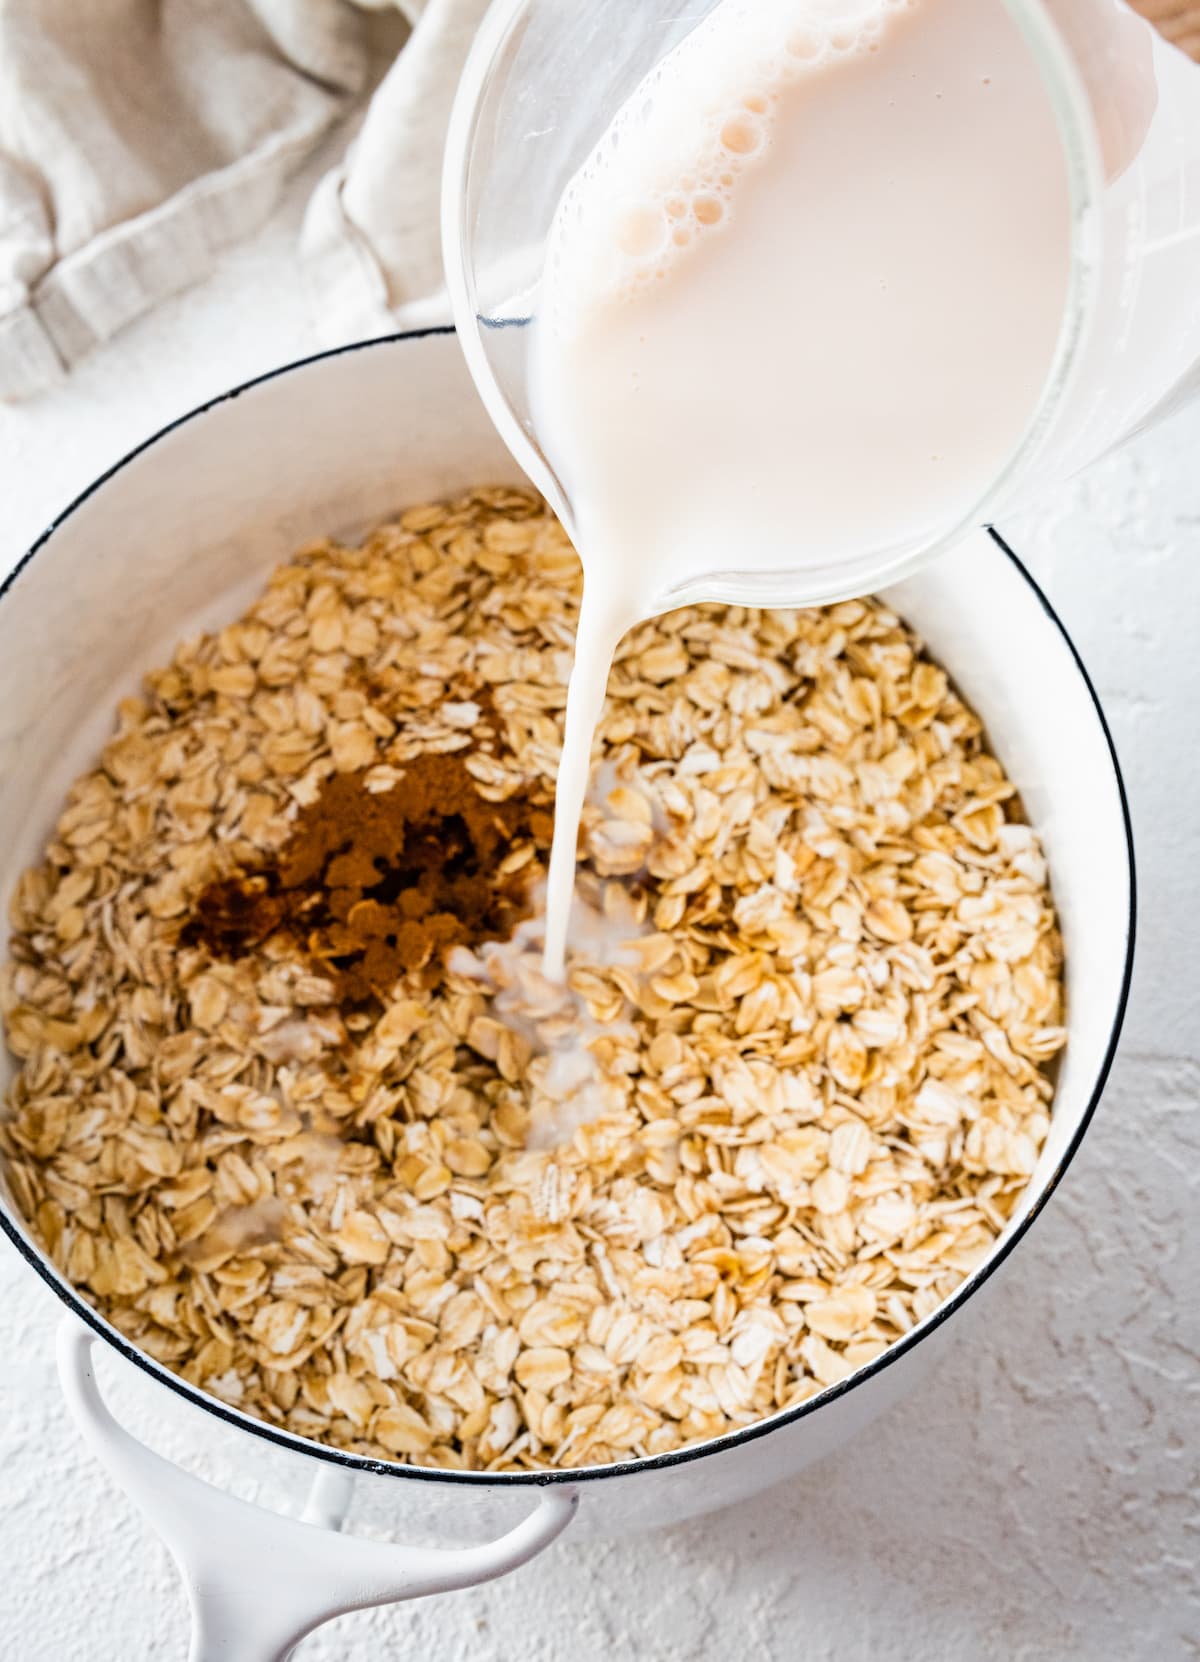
542, 0, 914, 325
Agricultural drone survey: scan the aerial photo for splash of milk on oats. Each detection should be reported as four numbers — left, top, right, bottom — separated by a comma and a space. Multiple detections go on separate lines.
452, 878, 645, 1148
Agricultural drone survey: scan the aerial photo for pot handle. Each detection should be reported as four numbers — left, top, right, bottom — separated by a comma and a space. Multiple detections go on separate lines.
57, 1318, 578, 1662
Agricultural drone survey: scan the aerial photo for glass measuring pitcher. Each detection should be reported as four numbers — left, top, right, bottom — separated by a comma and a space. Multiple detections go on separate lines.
442, 0, 1200, 604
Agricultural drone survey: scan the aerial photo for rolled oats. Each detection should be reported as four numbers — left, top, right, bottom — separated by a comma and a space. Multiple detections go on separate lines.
1, 487, 1065, 1471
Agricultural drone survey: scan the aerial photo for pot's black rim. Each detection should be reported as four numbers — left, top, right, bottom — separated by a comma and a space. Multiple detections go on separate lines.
0, 331, 1137, 1490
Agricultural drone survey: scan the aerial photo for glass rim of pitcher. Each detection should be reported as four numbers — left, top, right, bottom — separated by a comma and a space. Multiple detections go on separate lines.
442, 0, 570, 521
443, 0, 1110, 608
964, 0, 1106, 557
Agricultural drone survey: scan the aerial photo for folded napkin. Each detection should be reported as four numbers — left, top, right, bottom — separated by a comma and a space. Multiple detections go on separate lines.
302, 0, 491, 342
0, 0, 376, 398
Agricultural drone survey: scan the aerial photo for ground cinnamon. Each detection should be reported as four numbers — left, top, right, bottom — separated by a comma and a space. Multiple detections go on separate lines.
182, 754, 550, 1002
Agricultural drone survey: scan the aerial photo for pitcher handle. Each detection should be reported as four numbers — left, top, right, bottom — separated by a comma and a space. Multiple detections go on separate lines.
56, 1317, 578, 1662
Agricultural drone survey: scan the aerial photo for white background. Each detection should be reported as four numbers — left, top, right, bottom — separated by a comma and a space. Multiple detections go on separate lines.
0, 177, 1197, 1659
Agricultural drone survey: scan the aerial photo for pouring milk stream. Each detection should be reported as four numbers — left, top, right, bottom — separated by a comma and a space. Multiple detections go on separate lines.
443, 0, 1200, 984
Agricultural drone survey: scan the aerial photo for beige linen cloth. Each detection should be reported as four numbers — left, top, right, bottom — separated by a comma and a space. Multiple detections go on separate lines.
1, 0, 1196, 400
0, 0, 485, 398
302, 0, 490, 340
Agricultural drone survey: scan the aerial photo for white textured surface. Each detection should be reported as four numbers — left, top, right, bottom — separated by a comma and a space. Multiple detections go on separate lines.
0, 192, 1197, 1660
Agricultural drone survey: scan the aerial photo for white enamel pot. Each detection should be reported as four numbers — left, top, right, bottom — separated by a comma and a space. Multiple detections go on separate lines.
0, 330, 1134, 1661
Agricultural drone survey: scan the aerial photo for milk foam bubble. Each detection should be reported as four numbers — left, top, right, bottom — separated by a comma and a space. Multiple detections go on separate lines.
544, 0, 924, 322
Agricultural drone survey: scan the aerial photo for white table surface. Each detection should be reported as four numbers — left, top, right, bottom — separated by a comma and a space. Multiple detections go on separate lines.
0, 185, 1197, 1662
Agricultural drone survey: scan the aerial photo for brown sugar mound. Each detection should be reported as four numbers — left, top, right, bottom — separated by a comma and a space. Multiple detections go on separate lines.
182, 754, 547, 1001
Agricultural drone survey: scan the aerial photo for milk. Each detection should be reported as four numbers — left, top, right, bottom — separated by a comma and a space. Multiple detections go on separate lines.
530, 0, 1073, 978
